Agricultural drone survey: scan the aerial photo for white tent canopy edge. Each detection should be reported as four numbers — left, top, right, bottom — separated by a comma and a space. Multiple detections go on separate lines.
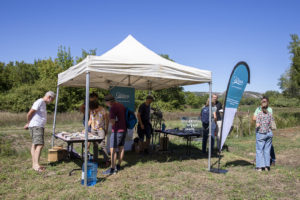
52, 35, 213, 186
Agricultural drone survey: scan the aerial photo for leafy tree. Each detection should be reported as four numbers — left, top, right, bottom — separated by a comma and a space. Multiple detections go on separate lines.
56, 46, 74, 70
279, 34, 300, 97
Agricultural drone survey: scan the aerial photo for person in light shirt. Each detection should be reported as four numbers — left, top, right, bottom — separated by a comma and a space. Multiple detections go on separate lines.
24, 91, 55, 172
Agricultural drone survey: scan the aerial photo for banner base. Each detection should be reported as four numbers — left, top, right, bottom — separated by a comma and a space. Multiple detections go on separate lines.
210, 168, 228, 174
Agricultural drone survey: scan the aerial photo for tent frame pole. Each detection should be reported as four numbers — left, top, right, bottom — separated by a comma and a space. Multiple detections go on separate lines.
51, 86, 60, 148
84, 72, 90, 186
208, 81, 212, 171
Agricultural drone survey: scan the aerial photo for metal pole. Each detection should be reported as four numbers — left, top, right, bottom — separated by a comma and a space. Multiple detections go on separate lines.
84, 72, 90, 186
208, 82, 212, 171
51, 86, 60, 148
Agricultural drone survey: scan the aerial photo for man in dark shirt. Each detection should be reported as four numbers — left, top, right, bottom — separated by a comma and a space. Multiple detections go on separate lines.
213, 94, 223, 150
137, 95, 154, 154
103, 94, 127, 175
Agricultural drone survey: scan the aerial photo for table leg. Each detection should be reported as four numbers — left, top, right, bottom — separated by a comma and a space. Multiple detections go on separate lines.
81, 142, 84, 161
93, 141, 99, 163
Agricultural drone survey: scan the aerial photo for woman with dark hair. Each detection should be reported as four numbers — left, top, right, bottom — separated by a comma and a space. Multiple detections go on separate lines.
255, 100, 274, 171
253, 96, 276, 166
87, 100, 110, 166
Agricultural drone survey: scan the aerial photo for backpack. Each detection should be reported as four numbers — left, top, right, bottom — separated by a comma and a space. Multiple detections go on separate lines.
125, 108, 137, 129
201, 106, 210, 124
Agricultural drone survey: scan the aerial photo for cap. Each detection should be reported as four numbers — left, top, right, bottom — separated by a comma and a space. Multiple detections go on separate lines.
146, 95, 154, 101
104, 94, 115, 102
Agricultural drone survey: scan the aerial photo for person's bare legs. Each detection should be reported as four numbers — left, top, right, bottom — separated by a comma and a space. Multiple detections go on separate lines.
117, 146, 124, 165
31, 144, 37, 169
34, 145, 43, 169
110, 148, 117, 169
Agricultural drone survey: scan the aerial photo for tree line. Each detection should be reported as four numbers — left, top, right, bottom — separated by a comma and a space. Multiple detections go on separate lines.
1, 35, 299, 113
0, 47, 204, 112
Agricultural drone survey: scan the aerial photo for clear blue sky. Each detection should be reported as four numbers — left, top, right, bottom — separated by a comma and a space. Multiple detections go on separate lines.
1, 0, 299, 93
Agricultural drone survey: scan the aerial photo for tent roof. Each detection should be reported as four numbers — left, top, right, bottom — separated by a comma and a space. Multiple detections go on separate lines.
57, 35, 211, 90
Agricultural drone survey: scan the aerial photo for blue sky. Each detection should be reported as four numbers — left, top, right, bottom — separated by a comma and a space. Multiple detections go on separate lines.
1, 0, 299, 93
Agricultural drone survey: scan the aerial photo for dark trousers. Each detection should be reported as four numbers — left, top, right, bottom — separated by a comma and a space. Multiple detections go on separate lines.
202, 123, 214, 153
270, 145, 276, 163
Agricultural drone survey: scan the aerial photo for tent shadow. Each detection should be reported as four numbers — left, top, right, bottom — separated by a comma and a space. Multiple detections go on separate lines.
122, 140, 218, 169
224, 159, 253, 167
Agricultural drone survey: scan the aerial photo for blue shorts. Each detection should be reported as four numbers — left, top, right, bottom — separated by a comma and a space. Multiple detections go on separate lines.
110, 132, 126, 148
137, 124, 152, 142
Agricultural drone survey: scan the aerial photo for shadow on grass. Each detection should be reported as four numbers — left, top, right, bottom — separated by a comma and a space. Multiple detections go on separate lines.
224, 159, 253, 167
122, 140, 219, 170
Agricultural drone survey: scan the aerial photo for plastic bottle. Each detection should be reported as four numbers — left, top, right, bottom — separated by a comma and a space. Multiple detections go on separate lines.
162, 123, 166, 131
81, 161, 98, 186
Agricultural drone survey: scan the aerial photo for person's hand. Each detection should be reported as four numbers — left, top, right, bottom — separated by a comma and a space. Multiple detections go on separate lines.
24, 123, 29, 130
141, 124, 145, 129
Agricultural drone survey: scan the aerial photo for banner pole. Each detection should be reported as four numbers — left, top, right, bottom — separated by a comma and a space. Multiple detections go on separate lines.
51, 86, 59, 148
84, 71, 90, 186
208, 82, 212, 171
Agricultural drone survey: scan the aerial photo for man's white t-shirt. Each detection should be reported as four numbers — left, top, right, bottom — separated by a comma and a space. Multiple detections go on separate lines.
29, 98, 47, 128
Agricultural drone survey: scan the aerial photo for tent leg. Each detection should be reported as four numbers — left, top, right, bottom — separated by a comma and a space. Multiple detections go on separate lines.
51, 86, 60, 148
208, 82, 212, 171
84, 72, 90, 186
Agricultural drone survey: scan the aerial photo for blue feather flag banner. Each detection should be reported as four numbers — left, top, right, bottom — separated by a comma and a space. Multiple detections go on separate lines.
220, 62, 250, 150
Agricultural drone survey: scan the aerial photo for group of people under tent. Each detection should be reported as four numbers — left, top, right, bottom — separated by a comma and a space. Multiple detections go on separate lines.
24, 90, 276, 174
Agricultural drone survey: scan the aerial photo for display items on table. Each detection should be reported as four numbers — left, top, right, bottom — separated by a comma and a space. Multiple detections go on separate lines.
56, 131, 102, 141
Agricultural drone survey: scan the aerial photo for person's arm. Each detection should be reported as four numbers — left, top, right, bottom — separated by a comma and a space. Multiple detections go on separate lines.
110, 118, 115, 126
109, 106, 116, 126
137, 112, 144, 129
88, 113, 92, 126
24, 109, 36, 129
213, 112, 217, 122
79, 104, 85, 113
253, 107, 259, 121
104, 111, 109, 134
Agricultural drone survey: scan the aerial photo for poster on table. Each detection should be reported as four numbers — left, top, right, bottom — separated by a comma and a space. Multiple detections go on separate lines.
220, 62, 250, 150
108, 86, 135, 151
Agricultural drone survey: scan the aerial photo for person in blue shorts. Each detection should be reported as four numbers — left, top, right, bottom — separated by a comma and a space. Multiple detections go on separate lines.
103, 94, 127, 175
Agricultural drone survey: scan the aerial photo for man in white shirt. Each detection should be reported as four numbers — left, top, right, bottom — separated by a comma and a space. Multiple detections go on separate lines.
24, 91, 55, 172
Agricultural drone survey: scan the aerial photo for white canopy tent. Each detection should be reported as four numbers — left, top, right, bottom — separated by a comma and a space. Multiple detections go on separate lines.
53, 35, 213, 186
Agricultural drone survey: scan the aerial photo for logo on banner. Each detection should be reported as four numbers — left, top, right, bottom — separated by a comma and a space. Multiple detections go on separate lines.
116, 92, 130, 99
232, 76, 244, 90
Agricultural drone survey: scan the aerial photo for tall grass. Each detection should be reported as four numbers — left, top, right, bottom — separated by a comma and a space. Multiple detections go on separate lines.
0, 111, 83, 127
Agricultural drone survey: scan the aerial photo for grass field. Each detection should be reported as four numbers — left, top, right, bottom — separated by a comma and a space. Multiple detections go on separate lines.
0, 119, 300, 200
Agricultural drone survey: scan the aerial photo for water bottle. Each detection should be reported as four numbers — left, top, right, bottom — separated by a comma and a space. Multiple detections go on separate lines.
81, 161, 98, 186
162, 123, 166, 131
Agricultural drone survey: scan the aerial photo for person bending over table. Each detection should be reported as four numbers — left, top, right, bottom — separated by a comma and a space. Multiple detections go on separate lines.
87, 101, 110, 166
103, 94, 127, 175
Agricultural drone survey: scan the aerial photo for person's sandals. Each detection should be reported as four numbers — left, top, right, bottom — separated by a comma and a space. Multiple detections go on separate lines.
33, 166, 45, 173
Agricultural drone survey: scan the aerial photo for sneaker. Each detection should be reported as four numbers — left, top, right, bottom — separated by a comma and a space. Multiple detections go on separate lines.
256, 168, 262, 172
116, 164, 121, 171
102, 168, 116, 175
105, 161, 111, 168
